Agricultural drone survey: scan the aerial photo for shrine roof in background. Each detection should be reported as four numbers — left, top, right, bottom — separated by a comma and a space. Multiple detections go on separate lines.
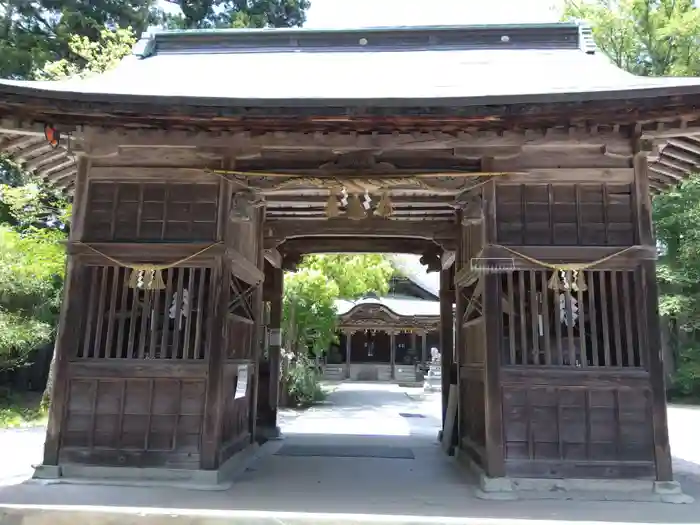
336, 296, 440, 319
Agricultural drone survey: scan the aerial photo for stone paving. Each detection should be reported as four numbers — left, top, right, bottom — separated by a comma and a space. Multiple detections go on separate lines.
1, 383, 700, 524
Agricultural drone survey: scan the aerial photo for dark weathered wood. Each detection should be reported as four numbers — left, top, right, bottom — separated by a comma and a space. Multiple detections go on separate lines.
481, 245, 656, 268
43, 259, 85, 465
69, 361, 208, 378
265, 218, 456, 248
248, 209, 265, 444
43, 155, 92, 465
482, 181, 505, 477
200, 259, 226, 470
501, 367, 650, 388
439, 267, 454, 427
505, 460, 654, 479
640, 261, 673, 481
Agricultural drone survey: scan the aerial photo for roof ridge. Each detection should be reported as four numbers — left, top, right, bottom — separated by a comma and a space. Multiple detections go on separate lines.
133, 22, 587, 59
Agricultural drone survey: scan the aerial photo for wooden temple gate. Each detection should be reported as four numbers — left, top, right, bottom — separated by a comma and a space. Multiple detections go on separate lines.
0, 23, 698, 489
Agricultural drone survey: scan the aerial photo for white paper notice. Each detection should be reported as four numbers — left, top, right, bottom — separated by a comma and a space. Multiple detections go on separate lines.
235, 364, 249, 399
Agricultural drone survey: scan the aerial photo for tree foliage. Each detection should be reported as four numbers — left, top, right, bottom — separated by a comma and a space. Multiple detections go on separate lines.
0, 225, 65, 371
563, 0, 700, 76
38, 27, 136, 80
160, 0, 310, 29
568, 0, 700, 397
283, 268, 340, 358
0, 0, 156, 79
302, 254, 395, 299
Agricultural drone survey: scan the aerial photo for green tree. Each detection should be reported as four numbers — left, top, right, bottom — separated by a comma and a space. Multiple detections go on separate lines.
37, 27, 136, 80
283, 268, 339, 358
0, 0, 155, 79
280, 254, 395, 406
0, 225, 65, 372
567, 0, 700, 397
161, 0, 310, 29
563, 0, 700, 76
302, 254, 395, 299
653, 177, 700, 396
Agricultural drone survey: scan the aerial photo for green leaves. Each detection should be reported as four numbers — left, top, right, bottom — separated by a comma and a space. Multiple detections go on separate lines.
37, 27, 136, 80
160, 0, 310, 29
0, 225, 65, 371
302, 254, 395, 300
282, 254, 395, 359
563, 0, 700, 77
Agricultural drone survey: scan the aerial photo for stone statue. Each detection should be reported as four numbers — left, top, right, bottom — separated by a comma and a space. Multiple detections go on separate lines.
424, 347, 442, 393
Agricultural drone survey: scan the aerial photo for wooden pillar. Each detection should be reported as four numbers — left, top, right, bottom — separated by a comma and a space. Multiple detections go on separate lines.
345, 330, 352, 379
266, 266, 283, 431
421, 331, 428, 365
248, 209, 266, 445
389, 330, 396, 380
634, 152, 673, 481
482, 179, 505, 478
201, 257, 227, 469
410, 332, 417, 364
439, 266, 455, 428
42, 156, 89, 466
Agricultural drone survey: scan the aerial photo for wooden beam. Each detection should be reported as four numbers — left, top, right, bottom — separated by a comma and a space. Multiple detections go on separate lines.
665, 138, 700, 157
264, 248, 282, 268
25, 150, 68, 171
277, 236, 449, 254
265, 196, 456, 207
264, 218, 457, 245
0, 118, 50, 137
441, 251, 456, 270
502, 168, 634, 184
84, 127, 635, 157
642, 127, 700, 139
481, 244, 657, 269
648, 164, 685, 181
2, 135, 40, 152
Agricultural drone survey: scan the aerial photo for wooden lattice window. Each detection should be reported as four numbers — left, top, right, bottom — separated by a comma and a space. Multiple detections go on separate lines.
84, 181, 219, 242
501, 270, 644, 368
496, 183, 635, 246
77, 265, 212, 360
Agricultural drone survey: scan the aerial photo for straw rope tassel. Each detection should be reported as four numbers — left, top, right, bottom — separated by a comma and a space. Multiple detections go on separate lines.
325, 187, 341, 218
346, 194, 366, 220
128, 267, 167, 290
374, 190, 393, 218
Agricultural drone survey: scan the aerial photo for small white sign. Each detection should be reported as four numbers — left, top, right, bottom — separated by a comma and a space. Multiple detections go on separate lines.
269, 328, 282, 346
235, 365, 249, 399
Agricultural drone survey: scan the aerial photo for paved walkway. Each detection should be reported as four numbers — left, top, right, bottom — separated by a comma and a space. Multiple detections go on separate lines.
1, 384, 700, 524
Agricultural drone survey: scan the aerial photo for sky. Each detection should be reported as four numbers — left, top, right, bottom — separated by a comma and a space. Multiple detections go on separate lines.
158, 0, 564, 27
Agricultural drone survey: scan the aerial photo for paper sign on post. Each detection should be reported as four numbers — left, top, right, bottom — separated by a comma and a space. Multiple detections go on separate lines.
235, 364, 249, 399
